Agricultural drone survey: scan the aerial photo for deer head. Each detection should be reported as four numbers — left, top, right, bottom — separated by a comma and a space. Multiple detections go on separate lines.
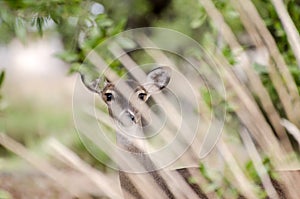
81, 66, 171, 150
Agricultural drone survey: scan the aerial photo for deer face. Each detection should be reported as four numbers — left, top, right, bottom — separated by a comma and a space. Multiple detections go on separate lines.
81, 67, 171, 133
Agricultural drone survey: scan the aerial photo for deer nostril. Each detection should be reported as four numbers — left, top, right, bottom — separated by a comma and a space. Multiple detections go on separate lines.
130, 114, 135, 121
127, 111, 135, 122
118, 110, 138, 126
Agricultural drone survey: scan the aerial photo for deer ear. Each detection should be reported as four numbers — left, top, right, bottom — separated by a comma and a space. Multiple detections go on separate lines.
144, 66, 171, 94
80, 73, 107, 94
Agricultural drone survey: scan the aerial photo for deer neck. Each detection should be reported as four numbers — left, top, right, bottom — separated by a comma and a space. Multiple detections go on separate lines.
116, 125, 146, 154
116, 123, 162, 178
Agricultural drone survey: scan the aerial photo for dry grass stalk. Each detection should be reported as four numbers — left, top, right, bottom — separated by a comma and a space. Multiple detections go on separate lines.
231, 0, 294, 150
270, 0, 300, 68
215, 53, 300, 197
47, 138, 122, 199
203, 41, 284, 157
213, 50, 286, 163
218, 139, 257, 199
122, 172, 173, 199
108, 42, 148, 82
160, 169, 202, 199
201, 0, 300, 197
0, 133, 81, 198
49, 138, 193, 199
239, 0, 300, 126
276, 171, 300, 198
187, 168, 218, 198
199, 0, 293, 153
268, 61, 295, 123
281, 119, 300, 150
198, 0, 298, 170
240, 128, 280, 199
87, 50, 119, 82
219, 64, 300, 196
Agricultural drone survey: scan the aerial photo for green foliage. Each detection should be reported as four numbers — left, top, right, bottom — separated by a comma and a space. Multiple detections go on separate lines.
252, 0, 299, 69
244, 156, 277, 198
0, 1, 127, 168
245, 156, 276, 183
56, 51, 80, 64
222, 45, 236, 65
0, 71, 5, 89
200, 87, 212, 109
0, 71, 5, 111
0, 0, 81, 43
199, 163, 240, 198
31, 16, 47, 36
0, 0, 127, 77
237, 0, 300, 117
59, 12, 126, 75
190, 11, 207, 29
255, 2, 300, 67
200, 86, 235, 120
213, 0, 242, 32
199, 163, 211, 181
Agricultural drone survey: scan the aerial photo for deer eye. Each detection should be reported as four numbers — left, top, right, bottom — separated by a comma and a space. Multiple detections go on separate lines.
104, 92, 113, 102
138, 92, 147, 101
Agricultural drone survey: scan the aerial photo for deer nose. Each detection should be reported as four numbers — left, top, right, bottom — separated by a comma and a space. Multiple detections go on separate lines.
127, 110, 136, 122
119, 109, 137, 126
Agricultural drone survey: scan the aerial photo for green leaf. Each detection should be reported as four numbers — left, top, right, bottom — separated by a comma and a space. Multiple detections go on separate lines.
0, 71, 5, 89
199, 163, 211, 181
15, 17, 27, 42
188, 177, 197, 184
227, 10, 239, 19
190, 14, 207, 29
200, 87, 212, 109
253, 63, 268, 75
56, 51, 80, 63
69, 63, 82, 74
222, 46, 236, 65
98, 18, 113, 28
116, 36, 137, 50
36, 17, 44, 36
50, 11, 62, 24
110, 18, 127, 35
31, 17, 44, 36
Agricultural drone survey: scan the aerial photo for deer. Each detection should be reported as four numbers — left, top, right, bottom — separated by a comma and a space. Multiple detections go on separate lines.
80, 66, 208, 199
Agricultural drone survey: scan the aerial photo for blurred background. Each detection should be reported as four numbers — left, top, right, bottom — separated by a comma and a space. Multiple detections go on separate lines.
0, 0, 300, 198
